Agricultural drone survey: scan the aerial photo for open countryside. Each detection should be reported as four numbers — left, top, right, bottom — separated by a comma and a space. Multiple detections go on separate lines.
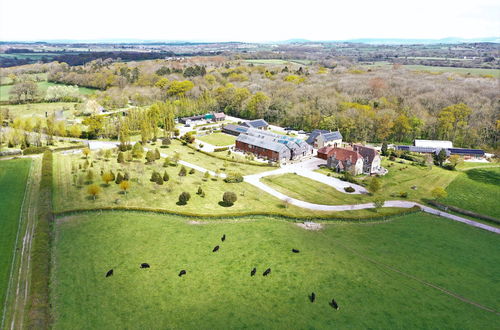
1, 3, 500, 328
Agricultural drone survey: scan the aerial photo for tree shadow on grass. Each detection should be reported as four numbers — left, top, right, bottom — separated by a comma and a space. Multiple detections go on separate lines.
465, 168, 500, 185
218, 201, 233, 207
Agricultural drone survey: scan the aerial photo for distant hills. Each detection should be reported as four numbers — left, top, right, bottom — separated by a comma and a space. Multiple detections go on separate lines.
2, 37, 499, 45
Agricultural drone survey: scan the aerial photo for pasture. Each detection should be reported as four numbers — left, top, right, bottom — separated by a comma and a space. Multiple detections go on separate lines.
0, 102, 79, 119
363, 62, 499, 77
51, 211, 500, 329
0, 81, 95, 102
440, 166, 500, 219
0, 158, 31, 314
196, 133, 236, 146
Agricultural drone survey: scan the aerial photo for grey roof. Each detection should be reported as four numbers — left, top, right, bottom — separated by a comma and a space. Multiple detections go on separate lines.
306, 129, 342, 145
242, 119, 269, 128
244, 128, 312, 155
223, 124, 248, 134
396, 145, 484, 156
237, 134, 290, 154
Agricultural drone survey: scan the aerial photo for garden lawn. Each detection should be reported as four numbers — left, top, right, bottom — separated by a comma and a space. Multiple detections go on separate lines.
440, 167, 500, 219
269, 160, 460, 205
196, 133, 236, 146
0, 158, 31, 314
51, 211, 500, 329
52, 152, 406, 219
0, 81, 95, 102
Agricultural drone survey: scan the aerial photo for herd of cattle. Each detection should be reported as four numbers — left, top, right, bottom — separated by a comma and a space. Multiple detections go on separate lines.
104, 233, 340, 310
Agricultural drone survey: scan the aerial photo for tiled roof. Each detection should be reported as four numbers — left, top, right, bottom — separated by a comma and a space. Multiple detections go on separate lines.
328, 148, 362, 162
353, 144, 379, 162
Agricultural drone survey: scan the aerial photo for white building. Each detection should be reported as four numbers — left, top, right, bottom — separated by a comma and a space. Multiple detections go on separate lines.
414, 140, 453, 149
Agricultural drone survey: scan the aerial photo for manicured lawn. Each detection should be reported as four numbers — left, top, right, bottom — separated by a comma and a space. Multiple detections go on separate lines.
51, 211, 500, 329
52, 152, 405, 219
440, 167, 500, 219
0, 158, 31, 313
0, 102, 79, 118
271, 159, 460, 204
196, 133, 236, 146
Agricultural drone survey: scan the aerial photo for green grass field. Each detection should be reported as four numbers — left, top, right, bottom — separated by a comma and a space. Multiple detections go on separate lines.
0, 102, 80, 118
196, 133, 236, 146
440, 167, 500, 219
0, 158, 31, 313
0, 81, 95, 102
363, 62, 499, 77
51, 211, 500, 329
244, 59, 312, 66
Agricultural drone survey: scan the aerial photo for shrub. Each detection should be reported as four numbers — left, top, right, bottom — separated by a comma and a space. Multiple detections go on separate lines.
189, 168, 195, 174
87, 184, 101, 200
178, 192, 191, 205
368, 177, 381, 194
399, 191, 408, 198
222, 191, 237, 206
132, 142, 144, 158
145, 150, 155, 164
163, 171, 169, 182
115, 172, 124, 184
150, 171, 163, 185
224, 172, 243, 183
431, 187, 447, 199
120, 180, 130, 194
344, 186, 355, 193
117, 151, 125, 163
178, 166, 187, 176
197, 186, 203, 195
214, 147, 229, 152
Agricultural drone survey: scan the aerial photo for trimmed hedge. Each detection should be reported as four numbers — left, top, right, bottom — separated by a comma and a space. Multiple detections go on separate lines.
187, 144, 276, 168
28, 150, 53, 328
23, 146, 49, 155
426, 200, 500, 225
53, 206, 422, 223
213, 147, 229, 152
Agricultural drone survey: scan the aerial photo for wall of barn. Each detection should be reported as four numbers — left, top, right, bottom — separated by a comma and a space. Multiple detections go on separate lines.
235, 141, 280, 161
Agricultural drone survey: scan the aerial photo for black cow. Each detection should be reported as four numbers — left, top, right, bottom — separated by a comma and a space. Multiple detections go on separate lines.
309, 292, 315, 302
292, 249, 300, 253
140, 263, 150, 268
105, 269, 113, 277
263, 268, 271, 276
213, 245, 220, 252
221, 234, 226, 242
250, 267, 256, 276
330, 299, 339, 310
178, 270, 186, 277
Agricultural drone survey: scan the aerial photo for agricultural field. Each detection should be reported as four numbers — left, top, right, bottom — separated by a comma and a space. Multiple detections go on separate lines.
363, 62, 499, 77
51, 211, 500, 329
52, 151, 405, 219
0, 102, 80, 119
196, 133, 236, 146
440, 167, 500, 219
0, 158, 31, 313
243, 59, 312, 66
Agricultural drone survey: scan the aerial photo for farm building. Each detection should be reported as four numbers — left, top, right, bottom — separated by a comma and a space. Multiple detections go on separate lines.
395, 145, 485, 159
306, 130, 343, 149
317, 146, 336, 160
414, 139, 453, 148
179, 112, 226, 124
222, 124, 249, 136
235, 128, 313, 162
326, 147, 364, 175
353, 144, 381, 174
241, 119, 269, 130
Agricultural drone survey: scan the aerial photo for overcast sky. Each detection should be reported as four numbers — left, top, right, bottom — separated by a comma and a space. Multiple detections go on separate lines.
0, 0, 499, 41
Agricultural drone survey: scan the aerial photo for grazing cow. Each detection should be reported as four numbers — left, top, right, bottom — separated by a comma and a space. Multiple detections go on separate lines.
178, 270, 186, 277
330, 299, 339, 310
250, 267, 256, 276
292, 249, 300, 253
213, 245, 220, 252
105, 269, 113, 277
140, 263, 150, 268
263, 268, 271, 276
309, 292, 315, 303
221, 234, 226, 242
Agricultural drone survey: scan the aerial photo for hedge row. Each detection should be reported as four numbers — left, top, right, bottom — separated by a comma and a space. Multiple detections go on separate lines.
22, 146, 49, 155
28, 150, 53, 328
186, 144, 277, 168
426, 200, 500, 225
54, 206, 422, 223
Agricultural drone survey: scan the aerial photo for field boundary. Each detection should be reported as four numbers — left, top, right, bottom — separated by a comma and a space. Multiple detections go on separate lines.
53, 205, 422, 222
0, 158, 33, 329
426, 200, 500, 225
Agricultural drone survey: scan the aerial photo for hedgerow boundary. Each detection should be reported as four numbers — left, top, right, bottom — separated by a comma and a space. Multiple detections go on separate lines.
53, 205, 422, 223
27, 150, 53, 329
